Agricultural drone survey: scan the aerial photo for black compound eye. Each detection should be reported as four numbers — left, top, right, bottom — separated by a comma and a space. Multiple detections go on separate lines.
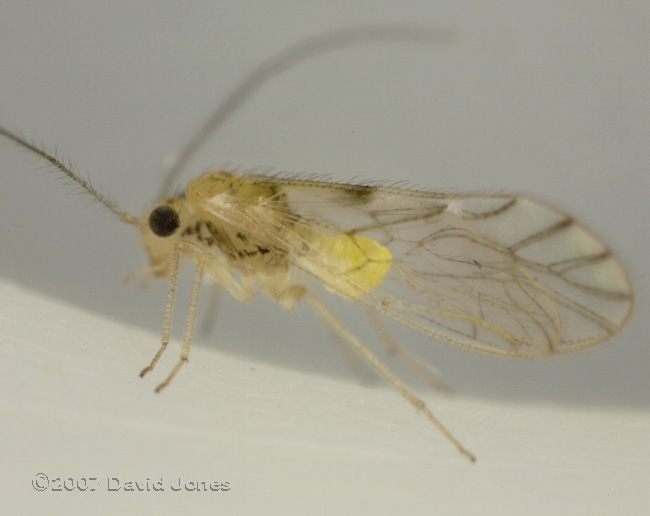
149, 205, 180, 237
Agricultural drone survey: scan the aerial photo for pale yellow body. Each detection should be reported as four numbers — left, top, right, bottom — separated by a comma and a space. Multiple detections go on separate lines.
140, 171, 393, 306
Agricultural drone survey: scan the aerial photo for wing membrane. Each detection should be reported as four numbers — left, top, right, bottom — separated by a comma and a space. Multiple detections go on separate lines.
243, 175, 634, 357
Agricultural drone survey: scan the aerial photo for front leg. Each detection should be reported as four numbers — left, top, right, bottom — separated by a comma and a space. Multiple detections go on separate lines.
140, 241, 253, 391
177, 241, 257, 303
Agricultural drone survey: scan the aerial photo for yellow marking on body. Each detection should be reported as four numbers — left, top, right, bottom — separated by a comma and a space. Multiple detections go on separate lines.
312, 234, 392, 298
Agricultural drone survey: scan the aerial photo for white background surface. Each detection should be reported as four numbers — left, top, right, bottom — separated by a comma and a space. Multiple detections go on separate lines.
1, 1, 648, 514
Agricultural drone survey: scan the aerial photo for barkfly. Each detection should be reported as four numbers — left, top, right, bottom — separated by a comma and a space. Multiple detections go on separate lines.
0, 26, 634, 462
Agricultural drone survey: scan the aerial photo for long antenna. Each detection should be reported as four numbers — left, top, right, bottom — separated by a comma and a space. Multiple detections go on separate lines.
159, 24, 455, 197
0, 125, 138, 225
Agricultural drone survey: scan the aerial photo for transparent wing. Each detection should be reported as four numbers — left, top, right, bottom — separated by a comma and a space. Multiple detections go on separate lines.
246, 175, 634, 357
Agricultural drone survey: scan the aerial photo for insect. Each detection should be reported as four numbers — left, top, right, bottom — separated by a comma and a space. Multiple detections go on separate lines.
0, 26, 634, 462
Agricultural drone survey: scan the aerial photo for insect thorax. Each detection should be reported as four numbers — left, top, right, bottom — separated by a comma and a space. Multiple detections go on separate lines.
140, 171, 393, 302
140, 172, 295, 282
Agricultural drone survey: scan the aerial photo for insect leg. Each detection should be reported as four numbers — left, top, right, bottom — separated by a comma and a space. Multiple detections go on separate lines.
365, 308, 454, 394
154, 262, 204, 393
143, 241, 252, 391
176, 241, 255, 303
139, 247, 182, 379
325, 326, 380, 385
199, 287, 221, 336
303, 293, 476, 462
